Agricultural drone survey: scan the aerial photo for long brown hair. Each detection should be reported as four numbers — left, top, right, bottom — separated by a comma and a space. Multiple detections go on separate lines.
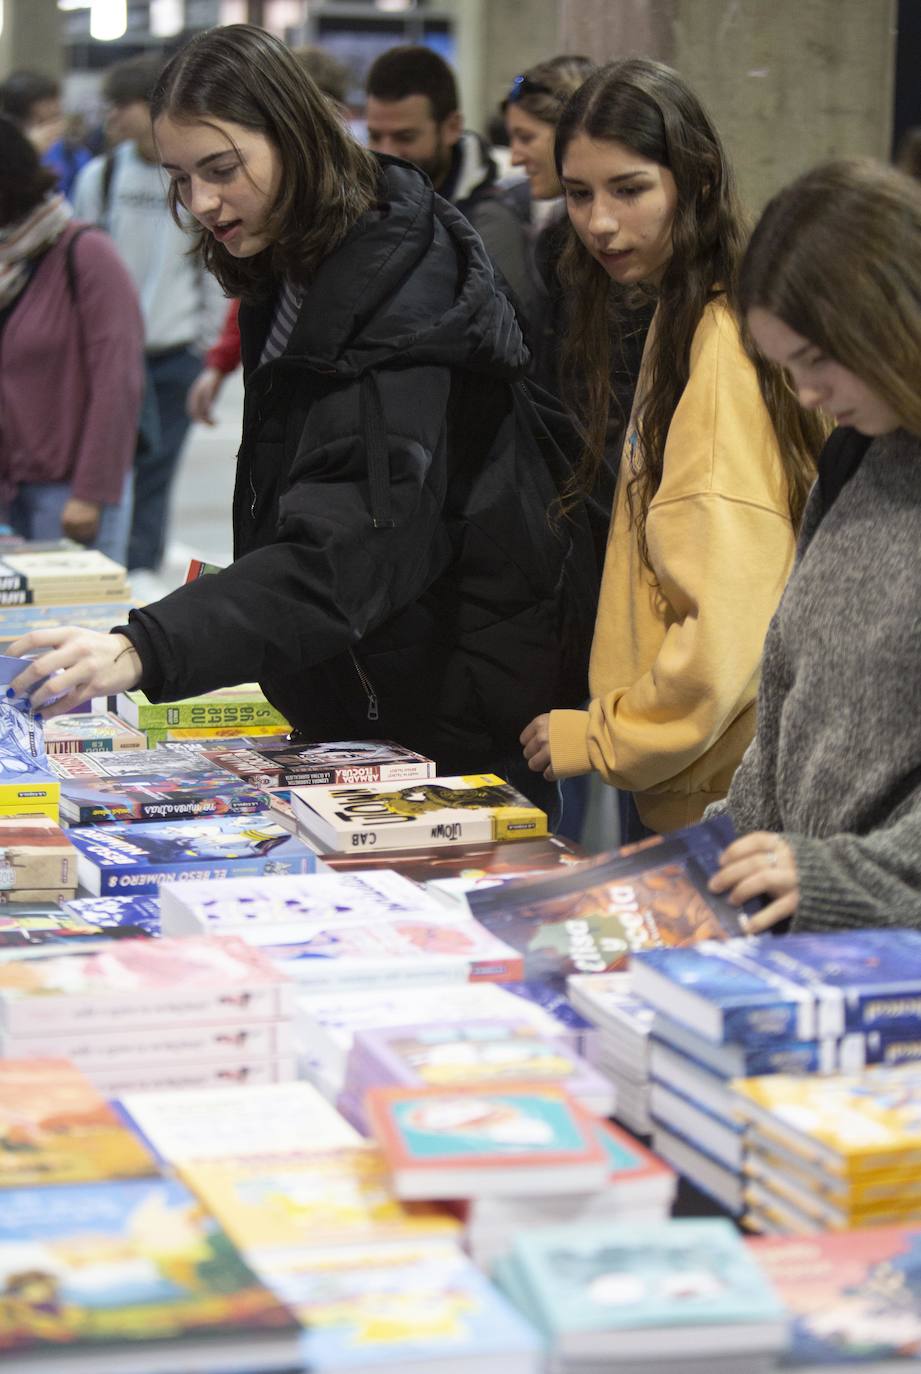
502, 54, 595, 125
740, 159, 921, 438
555, 59, 823, 567
150, 24, 379, 300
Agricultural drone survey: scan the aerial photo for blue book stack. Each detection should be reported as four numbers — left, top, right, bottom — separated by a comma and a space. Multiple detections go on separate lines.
631, 930, 921, 1216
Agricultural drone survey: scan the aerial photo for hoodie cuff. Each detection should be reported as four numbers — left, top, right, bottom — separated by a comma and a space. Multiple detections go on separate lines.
549, 709, 592, 778
787, 833, 875, 932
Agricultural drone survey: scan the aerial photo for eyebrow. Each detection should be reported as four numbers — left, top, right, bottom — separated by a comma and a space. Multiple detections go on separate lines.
160, 150, 237, 172
560, 170, 650, 186
786, 341, 819, 363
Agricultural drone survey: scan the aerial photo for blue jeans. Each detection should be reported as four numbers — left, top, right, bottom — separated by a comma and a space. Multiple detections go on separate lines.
618, 788, 656, 845
128, 346, 201, 572
9, 475, 133, 565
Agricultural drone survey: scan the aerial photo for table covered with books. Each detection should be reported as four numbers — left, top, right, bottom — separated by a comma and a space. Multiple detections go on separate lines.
0, 545, 920, 1374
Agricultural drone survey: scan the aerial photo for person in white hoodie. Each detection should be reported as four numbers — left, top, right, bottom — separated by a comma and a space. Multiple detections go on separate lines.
73, 54, 224, 579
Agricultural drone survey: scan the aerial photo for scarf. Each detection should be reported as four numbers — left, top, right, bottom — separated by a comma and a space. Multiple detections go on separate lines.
0, 194, 73, 310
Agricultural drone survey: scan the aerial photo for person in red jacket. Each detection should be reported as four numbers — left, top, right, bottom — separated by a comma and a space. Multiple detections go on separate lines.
0, 116, 143, 560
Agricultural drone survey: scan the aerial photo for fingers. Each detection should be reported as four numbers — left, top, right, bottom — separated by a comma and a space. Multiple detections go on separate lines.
744, 890, 799, 934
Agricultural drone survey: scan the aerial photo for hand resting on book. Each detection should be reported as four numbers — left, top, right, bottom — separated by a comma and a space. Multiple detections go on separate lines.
708, 831, 799, 932
5, 628, 142, 718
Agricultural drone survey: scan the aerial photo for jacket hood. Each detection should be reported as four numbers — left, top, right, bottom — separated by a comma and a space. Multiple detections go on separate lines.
261, 156, 527, 380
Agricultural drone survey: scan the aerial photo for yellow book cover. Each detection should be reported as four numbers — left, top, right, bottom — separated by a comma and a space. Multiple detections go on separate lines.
0, 802, 58, 821
0, 776, 59, 807
0, 1059, 157, 1187
734, 1062, 921, 1174
179, 1146, 459, 1252
746, 1134, 921, 1208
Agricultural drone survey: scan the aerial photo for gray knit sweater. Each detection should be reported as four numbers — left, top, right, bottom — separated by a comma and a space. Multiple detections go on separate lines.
715, 428, 921, 931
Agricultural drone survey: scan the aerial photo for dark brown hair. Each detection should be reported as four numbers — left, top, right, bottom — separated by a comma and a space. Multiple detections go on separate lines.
555, 59, 823, 566
740, 158, 921, 438
0, 115, 57, 226
150, 24, 379, 300
366, 45, 458, 124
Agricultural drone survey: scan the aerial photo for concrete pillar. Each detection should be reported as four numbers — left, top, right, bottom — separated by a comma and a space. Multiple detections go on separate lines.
559, 0, 897, 211
0, 0, 63, 80
477, 0, 561, 132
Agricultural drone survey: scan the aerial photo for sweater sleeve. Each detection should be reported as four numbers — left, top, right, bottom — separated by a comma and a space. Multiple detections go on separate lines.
204, 299, 241, 375
788, 806, 921, 931
550, 494, 793, 786
549, 304, 794, 789
67, 231, 145, 505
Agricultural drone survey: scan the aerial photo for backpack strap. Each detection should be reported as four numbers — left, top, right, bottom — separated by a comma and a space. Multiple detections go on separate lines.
64, 224, 98, 304
100, 150, 117, 225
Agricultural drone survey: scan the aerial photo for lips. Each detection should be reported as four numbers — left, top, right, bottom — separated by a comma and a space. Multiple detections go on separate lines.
211, 220, 242, 243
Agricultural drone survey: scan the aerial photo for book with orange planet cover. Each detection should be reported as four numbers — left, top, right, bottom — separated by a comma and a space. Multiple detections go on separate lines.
0, 1058, 156, 1188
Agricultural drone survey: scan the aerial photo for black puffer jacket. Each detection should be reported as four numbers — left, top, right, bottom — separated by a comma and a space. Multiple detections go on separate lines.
120, 158, 594, 773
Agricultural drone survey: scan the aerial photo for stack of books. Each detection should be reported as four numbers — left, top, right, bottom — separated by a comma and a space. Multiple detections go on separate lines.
0, 814, 78, 906
567, 972, 657, 1134
43, 710, 147, 755
294, 980, 589, 1099
0, 1061, 304, 1374
203, 736, 437, 789
748, 1224, 921, 1368
50, 746, 269, 826
366, 1082, 610, 1200
0, 934, 298, 1094
735, 1062, 921, 1233
338, 1018, 614, 1133
116, 684, 290, 748
0, 599, 133, 649
291, 772, 548, 854
160, 867, 525, 990
494, 1217, 787, 1374
63, 810, 321, 894
629, 929, 921, 1215
462, 1118, 676, 1268
0, 547, 130, 605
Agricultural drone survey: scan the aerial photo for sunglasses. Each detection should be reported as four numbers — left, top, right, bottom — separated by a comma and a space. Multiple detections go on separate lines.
505, 74, 554, 105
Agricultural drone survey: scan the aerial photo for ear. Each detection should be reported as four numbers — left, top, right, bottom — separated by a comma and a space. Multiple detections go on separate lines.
441, 110, 464, 148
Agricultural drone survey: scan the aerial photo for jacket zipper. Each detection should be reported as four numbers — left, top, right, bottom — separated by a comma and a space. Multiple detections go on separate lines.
349, 650, 379, 721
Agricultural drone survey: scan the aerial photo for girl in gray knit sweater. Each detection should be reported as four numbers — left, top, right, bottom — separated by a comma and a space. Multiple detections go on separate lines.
707, 159, 921, 934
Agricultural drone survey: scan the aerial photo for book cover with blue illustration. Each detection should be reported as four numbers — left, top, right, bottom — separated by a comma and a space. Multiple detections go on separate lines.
255, 1240, 542, 1371
632, 929, 921, 1046
66, 812, 321, 894
63, 894, 162, 936
467, 817, 746, 986
0, 1174, 301, 1369
500, 1217, 785, 1347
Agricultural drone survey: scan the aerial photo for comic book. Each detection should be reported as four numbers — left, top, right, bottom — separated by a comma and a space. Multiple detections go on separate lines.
0, 1174, 302, 1371
205, 738, 437, 788
62, 893, 162, 936
42, 711, 147, 754
291, 773, 547, 853
65, 812, 321, 894
467, 817, 745, 986
0, 602, 133, 647
0, 1058, 156, 1187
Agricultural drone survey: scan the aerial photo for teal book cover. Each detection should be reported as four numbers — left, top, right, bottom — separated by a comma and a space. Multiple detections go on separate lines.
508, 1217, 785, 1334
382, 1087, 595, 1163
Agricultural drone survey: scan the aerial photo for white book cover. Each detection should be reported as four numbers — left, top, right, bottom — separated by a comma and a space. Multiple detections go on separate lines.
120, 1079, 361, 1163
160, 869, 451, 940
0, 1018, 296, 1067
291, 773, 547, 853
91, 1056, 299, 1097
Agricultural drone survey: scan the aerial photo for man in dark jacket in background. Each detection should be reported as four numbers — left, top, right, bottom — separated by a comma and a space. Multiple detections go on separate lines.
365, 46, 533, 319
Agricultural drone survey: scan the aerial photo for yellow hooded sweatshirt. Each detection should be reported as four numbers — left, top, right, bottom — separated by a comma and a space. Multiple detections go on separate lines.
548, 298, 795, 834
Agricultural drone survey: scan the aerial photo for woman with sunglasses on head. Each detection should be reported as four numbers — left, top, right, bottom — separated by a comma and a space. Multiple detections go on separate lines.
708, 159, 921, 933
5, 25, 592, 804
520, 58, 825, 839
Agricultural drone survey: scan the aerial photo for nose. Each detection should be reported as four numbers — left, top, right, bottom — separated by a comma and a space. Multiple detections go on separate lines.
185, 177, 221, 221
510, 146, 525, 166
796, 383, 825, 411
587, 196, 619, 240
369, 135, 397, 157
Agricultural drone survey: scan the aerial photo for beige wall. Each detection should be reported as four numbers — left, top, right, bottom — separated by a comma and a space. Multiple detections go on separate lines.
558, 0, 897, 211
0, 0, 63, 80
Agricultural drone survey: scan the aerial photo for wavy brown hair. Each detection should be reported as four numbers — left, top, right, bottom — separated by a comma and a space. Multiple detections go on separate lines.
740, 158, 921, 438
150, 24, 379, 300
502, 54, 595, 125
554, 59, 824, 568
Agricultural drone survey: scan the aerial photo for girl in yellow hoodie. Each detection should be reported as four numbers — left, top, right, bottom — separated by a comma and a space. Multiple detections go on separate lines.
520, 59, 826, 836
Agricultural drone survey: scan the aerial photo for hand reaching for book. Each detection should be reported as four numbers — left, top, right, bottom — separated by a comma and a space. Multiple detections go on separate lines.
708, 831, 799, 932
6, 629, 142, 719
521, 714, 557, 782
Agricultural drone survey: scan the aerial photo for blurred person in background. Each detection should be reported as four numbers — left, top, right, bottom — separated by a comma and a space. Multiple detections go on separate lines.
365, 45, 532, 316
185, 43, 352, 427
0, 70, 91, 199
895, 126, 921, 181
520, 59, 827, 839
0, 116, 143, 561
73, 53, 225, 586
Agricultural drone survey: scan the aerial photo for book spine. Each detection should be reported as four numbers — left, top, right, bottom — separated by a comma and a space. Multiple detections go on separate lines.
89, 1055, 298, 1095
287, 761, 437, 785
93, 852, 320, 893
313, 814, 496, 854
0, 589, 30, 604
848, 989, 921, 1036
2, 983, 294, 1035
0, 1019, 296, 1065
121, 699, 289, 729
